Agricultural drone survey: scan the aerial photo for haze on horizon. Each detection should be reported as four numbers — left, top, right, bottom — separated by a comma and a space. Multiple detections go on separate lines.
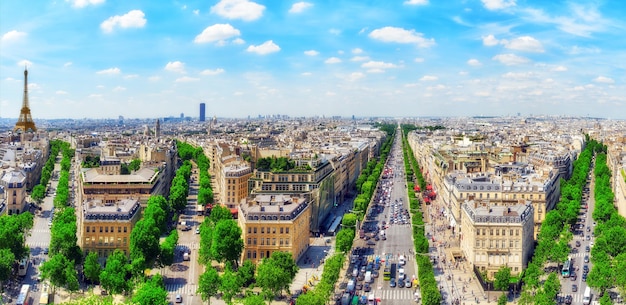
1, 0, 625, 120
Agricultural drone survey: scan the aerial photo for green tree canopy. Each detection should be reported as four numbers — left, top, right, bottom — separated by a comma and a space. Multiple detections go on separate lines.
132, 274, 168, 305
83, 252, 102, 285
210, 220, 243, 267
198, 267, 220, 305
99, 249, 130, 295
494, 266, 511, 291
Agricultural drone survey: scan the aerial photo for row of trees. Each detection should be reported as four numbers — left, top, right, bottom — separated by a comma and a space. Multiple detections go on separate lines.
176, 141, 214, 206
296, 123, 395, 305
40, 141, 82, 294
587, 147, 626, 299
31, 140, 67, 203
169, 160, 192, 212
518, 139, 601, 304
401, 125, 441, 305
0, 213, 33, 282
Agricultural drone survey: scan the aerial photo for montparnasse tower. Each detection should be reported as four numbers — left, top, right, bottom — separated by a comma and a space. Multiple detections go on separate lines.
14, 67, 37, 133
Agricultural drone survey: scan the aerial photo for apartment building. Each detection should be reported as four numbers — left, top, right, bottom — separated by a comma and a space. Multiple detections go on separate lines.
222, 160, 252, 209
238, 194, 311, 264
460, 201, 534, 280
1, 170, 27, 215
80, 199, 141, 260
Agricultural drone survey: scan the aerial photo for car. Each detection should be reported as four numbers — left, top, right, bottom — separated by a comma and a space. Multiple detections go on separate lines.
195, 227, 200, 234
586, 226, 591, 232
584, 256, 590, 263
586, 235, 591, 241
181, 226, 191, 231
583, 265, 589, 272
43, 247, 49, 255
366, 240, 376, 246
355, 283, 363, 290
575, 241, 581, 247
381, 235, 387, 240
175, 294, 183, 303
582, 274, 587, 282
570, 274, 577, 281
372, 271, 379, 278
565, 295, 572, 305
364, 284, 371, 292
572, 285, 578, 292
398, 279, 405, 288
389, 278, 396, 288
585, 246, 590, 252
405, 280, 412, 288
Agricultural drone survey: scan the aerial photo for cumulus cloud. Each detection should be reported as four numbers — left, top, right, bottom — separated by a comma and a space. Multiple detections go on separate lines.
404, 0, 428, 5
414, 58, 424, 63
164, 61, 185, 73
113, 86, 126, 92
124, 74, 138, 79
246, 40, 280, 55
503, 36, 544, 52
325, 57, 342, 64
347, 72, 365, 81
64, 62, 73, 67
420, 75, 438, 81
361, 61, 397, 69
1, 30, 27, 42
175, 76, 200, 82
301, 72, 312, 76
467, 59, 482, 66
67, 0, 105, 8
350, 56, 370, 62
481, 0, 516, 10
304, 50, 319, 56
482, 34, 499, 46
201, 68, 225, 75
552, 66, 568, 72
211, 0, 265, 21
100, 10, 146, 33
194, 23, 241, 44
96, 67, 121, 75
492, 53, 530, 65
352, 48, 364, 54
369, 26, 435, 48
593, 76, 614, 84
289, 2, 313, 13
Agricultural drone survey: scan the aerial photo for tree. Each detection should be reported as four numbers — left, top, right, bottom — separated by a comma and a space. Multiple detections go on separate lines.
599, 291, 613, 305
256, 259, 285, 301
615, 252, 626, 296
0, 212, 33, 260
241, 293, 266, 305
494, 266, 511, 291
210, 220, 243, 267
219, 267, 242, 305
198, 221, 214, 265
133, 274, 168, 305
128, 159, 141, 172
335, 228, 354, 253
0, 248, 15, 282
65, 262, 80, 293
342, 213, 357, 228
99, 249, 130, 295
498, 293, 508, 305
40, 254, 73, 288
209, 205, 233, 224
238, 259, 256, 287
198, 188, 214, 205
159, 230, 178, 266
130, 218, 160, 265
588, 259, 613, 293
83, 252, 102, 284
269, 252, 298, 281
31, 184, 46, 203
198, 267, 220, 305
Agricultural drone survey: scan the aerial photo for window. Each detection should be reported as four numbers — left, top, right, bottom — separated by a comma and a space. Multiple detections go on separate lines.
105, 227, 109, 233
86, 226, 90, 233
248, 227, 252, 234
286, 228, 289, 234
261, 227, 265, 234
273, 238, 276, 245
502, 230, 506, 236
253, 238, 257, 245
509, 240, 513, 248
118, 227, 121, 233
254, 227, 257, 234
516, 229, 519, 236
100, 226, 103, 233
280, 228, 284, 234
261, 238, 265, 245
117, 238, 121, 245
496, 229, 499, 236
476, 240, 480, 247
272, 227, 276, 234
123, 237, 127, 245
247, 251, 251, 259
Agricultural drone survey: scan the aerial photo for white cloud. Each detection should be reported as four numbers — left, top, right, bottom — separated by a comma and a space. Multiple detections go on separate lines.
346, 72, 365, 81
482, 34, 499, 46
232, 38, 245, 45
367, 69, 385, 74
201, 68, 225, 75
64, 62, 73, 67
593, 76, 614, 84
420, 75, 438, 81
352, 48, 364, 54
304, 50, 319, 56
481, 0, 516, 10
67, 0, 105, 8
100, 10, 146, 33
246, 40, 280, 55
301, 72, 312, 76
289, 2, 313, 13
124, 74, 138, 79
361, 61, 397, 69
18, 60, 33, 67
193, 9, 199, 15
164, 61, 185, 73
503, 36, 544, 52
148, 76, 160, 82
369, 26, 435, 48
194, 23, 241, 44
350, 56, 370, 62
1, 30, 27, 42
175, 76, 199, 83
552, 66, 568, 72
404, 0, 428, 5
88, 94, 103, 98
113, 86, 126, 92
211, 0, 265, 21
56, 90, 68, 95
467, 59, 482, 66
568, 45, 601, 55
325, 57, 342, 64
492, 54, 530, 65
414, 58, 424, 63
96, 67, 121, 75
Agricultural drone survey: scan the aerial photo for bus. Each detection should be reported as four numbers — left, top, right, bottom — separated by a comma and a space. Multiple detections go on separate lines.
18, 258, 29, 276
383, 264, 391, 281
390, 263, 397, 280
16, 284, 30, 305
39, 281, 51, 305
561, 258, 572, 277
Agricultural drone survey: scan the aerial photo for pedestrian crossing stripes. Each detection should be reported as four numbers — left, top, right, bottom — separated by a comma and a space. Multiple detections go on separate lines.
166, 283, 197, 295
176, 243, 199, 250
378, 288, 414, 300
26, 241, 50, 249
569, 252, 589, 258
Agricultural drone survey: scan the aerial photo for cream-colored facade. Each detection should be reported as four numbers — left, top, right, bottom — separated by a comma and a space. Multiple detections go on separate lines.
80, 199, 141, 260
238, 194, 311, 264
223, 161, 252, 209
2, 170, 27, 215
460, 201, 534, 279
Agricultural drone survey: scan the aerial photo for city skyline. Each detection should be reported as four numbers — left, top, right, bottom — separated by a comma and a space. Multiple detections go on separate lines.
1, 0, 625, 120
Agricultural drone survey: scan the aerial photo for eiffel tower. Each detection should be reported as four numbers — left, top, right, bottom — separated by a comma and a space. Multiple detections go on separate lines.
14, 68, 37, 133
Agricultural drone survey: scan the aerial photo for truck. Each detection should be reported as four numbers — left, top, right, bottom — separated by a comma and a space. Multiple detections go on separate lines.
364, 271, 372, 283
582, 287, 591, 305
16, 284, 30, 305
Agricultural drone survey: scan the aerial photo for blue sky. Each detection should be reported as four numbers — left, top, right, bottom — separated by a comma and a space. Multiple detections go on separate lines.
1, 0, 625, 119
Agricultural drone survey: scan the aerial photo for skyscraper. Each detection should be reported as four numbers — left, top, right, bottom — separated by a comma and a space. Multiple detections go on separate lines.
199, 103, 206, 122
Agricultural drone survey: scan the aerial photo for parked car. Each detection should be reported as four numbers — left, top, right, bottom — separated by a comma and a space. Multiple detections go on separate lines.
175, 294, 183, 303
572, 285, 578, 292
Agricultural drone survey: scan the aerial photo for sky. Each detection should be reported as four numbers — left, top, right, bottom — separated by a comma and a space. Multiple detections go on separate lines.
1, 0, 625, 120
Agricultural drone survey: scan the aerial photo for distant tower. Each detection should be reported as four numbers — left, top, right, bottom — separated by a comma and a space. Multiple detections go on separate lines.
199, 103, 206, 122
155, 118, 161, 138
14, 68, 37, 133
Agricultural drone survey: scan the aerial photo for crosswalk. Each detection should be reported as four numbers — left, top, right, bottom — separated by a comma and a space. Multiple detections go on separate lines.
569, 252, 589, 259
378, 288, 415, 300
166, 282, 198, 295
26, 241, 50, 249
176, 243, 199, 251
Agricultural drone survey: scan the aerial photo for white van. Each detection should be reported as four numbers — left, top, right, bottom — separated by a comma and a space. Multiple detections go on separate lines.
399, 255, 406, 266
364, 271, 372, 283
582, 287, 591, 305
